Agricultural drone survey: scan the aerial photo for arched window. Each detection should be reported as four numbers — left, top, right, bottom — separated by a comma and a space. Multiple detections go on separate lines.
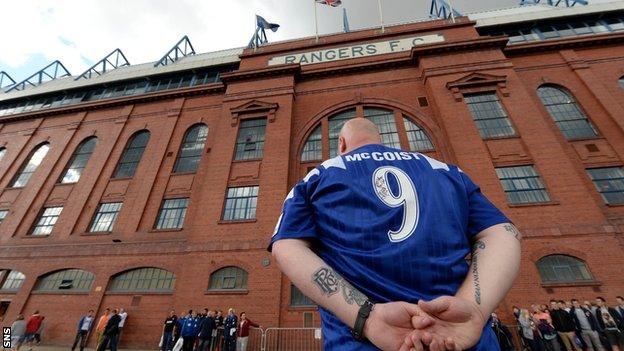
328, 109, 356, 158
0, 147, 6, 163
536, 254, 594, 284
364, 108, 401, 149
208, 266, 248, 291
619, 76, 624, 89
34, 269, 94, 292
0, 269, 25, 291
403, 116, 434, 152
173, 124, 208, 173
108, 267, 175, 292
301, 106, 435, 162
10, 143, 50, 187
59, 137, 97, 183
537, 85, 597, 140
301, 126, 322, 162
113, 130, 150, 179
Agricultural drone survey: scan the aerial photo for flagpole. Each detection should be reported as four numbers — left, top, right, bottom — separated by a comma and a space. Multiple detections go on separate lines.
448, 0, 456, 23
314, 0, 319, 42
253, 15, 258, 52
377, 0, 385, 33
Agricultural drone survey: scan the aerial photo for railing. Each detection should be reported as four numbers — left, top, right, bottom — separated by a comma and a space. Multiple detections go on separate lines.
187, 325, 527, 351
263, 328, 323, 351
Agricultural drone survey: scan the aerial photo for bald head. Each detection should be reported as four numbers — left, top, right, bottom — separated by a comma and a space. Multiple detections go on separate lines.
338, 118, 381, 155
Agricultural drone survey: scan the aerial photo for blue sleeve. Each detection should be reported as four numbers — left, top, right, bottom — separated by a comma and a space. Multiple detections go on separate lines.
267, 168, 321, 251
460, 171, 511, 237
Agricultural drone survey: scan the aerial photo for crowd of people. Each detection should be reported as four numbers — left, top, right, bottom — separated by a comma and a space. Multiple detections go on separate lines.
160, 308, 260, 351
8, 310, 45, 351
7, 308, 128, 351
497, 296, 624, 351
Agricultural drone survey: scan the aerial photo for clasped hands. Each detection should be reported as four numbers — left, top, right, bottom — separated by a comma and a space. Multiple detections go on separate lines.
362, 296, 487, 351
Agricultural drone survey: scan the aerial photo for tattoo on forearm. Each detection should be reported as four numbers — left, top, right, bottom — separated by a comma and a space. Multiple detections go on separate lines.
312, 267, 367, 306
471, 240, 486, 305
312, 267, 341, 296
342, 280, 368, 306
503, 224, 522, 242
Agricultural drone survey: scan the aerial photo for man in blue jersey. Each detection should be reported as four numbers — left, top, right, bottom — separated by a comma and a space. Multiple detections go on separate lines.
269, 118, 521, 350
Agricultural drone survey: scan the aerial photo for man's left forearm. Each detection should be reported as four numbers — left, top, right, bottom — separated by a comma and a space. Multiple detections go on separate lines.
456, 223, 522, 321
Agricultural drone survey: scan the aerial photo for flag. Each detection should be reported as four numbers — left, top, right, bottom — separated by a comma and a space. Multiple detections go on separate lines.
256, 15, 280, 32
316, 0, 342, 7
343, 8, 350, 32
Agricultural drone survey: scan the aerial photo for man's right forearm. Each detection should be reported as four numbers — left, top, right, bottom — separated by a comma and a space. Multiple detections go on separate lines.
271, 239, 368, 330
455, 223, 521, 321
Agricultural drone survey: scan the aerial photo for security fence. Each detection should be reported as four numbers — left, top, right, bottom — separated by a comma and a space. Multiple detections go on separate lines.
210, 325, 527, 351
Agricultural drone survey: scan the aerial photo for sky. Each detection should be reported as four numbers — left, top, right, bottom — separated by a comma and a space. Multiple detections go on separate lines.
0, 0, 522, 84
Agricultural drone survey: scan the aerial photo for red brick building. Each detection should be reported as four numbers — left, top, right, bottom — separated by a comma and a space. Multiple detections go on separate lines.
1, 2, 624, 348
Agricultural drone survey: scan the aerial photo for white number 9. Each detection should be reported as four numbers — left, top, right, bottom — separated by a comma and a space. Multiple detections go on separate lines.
372, 166, 419, 242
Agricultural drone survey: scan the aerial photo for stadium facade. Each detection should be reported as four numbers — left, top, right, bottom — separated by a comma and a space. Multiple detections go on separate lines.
1, 1, 624, 347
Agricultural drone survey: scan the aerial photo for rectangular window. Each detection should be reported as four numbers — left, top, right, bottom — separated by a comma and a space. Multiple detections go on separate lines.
464, 93, 516, 139
586, 167, 624, 205
234, 119, 266, 161
0, 210, 7, 224
155, 198, 189, 230
290, 284, 316, 307
496, 166, 550, 204
31, 206, 63, 235
89, 202, 123, 232
222, 186, 259, 221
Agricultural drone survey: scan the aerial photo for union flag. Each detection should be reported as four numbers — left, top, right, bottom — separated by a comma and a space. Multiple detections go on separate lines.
316, 0, 342, 7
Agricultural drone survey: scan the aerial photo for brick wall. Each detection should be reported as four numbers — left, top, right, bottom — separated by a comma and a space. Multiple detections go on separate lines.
0, 18, 622, 347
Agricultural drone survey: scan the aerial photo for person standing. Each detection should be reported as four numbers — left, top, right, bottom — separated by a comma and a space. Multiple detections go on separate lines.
596, 297, 624, 328
213, 311, 224, 351
197, 311, 216, 351
95, 308, 110, 348
599, 311, 624, 351
178, 310, 200, 351
10, 314, 26, 351
491, 313, 514, 351
537, 318, 561, 351
570, 299, 605, 351
533, 305, 552, 325
24, 310, 44, 351
596, 297, 624, 350
97, 309, 121, 351
116, 308, 127, 346
616, 297, 624, 320
71, 310, 95, 351
550, 300, 581, 351
222, 309, 237, 351
270, 118, 522, 350
519, 309, 540, 351
161, 310, 177, 351
236, 312, 260, 351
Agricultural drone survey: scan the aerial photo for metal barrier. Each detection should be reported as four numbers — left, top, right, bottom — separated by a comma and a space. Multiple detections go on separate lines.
221, 325, 526, 351
246, 327, 264, 351
263, 328, 323, 351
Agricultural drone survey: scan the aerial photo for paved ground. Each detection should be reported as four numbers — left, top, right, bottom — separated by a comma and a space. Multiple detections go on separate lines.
24, 346, 156, 351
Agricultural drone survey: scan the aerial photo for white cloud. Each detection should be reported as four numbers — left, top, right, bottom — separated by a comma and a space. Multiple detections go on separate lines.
0, 0, 522, 79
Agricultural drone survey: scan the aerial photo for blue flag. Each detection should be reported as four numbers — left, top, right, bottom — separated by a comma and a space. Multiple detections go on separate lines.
256, 15, 280, 32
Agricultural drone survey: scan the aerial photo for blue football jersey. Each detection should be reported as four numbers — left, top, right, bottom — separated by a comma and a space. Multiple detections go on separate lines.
269, 144, 510, 350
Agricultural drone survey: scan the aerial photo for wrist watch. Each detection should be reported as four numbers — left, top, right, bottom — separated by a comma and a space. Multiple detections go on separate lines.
351, 300, 374, 341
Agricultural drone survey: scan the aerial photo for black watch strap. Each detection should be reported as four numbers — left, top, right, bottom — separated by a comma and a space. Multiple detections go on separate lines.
351, 300, 374, 341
